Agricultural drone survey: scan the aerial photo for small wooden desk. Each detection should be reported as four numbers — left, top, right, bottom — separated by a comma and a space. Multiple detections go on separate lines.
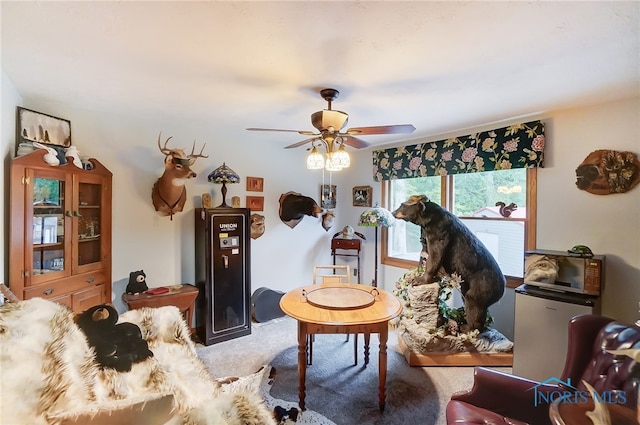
122, 284, 199, 327
280, 283, 402, 412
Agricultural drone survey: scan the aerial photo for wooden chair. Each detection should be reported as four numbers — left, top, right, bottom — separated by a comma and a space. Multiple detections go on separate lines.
308, 265, 360, 365
312, 265, 351, 284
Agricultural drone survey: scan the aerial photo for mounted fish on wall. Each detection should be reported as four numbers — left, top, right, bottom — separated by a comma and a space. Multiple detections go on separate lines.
575, 149, 640, 195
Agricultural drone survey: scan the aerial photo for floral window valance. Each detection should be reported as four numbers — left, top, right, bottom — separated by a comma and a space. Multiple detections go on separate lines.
372, 120, 545, 181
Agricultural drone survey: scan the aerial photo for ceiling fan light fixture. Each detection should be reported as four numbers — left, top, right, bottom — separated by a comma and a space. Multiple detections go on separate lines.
306, 146, 324, 170
325, 154, 343, 172
247, 87, 415, 171
332, 143, 350, 169
311, 109, 349, 132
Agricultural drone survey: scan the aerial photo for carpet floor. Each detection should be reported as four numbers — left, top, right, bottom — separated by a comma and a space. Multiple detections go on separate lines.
196, 317, 511, 425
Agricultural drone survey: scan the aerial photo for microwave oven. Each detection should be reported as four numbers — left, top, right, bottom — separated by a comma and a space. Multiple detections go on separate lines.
524, 249, 604, 296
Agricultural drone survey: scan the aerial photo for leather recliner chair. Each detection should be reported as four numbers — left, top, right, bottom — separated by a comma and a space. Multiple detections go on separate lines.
446, 314, 640, 425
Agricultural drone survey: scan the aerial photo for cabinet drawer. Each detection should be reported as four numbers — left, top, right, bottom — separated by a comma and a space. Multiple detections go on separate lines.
72, 285, 106, 312
50, 293, 73, 309
24, 271, 106, 301
331, 239, 361, 250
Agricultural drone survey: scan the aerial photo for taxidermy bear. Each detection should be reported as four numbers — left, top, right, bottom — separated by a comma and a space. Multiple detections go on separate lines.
392, 195, 505, 332
126, 269, 149, 294
76, 304, 153, 372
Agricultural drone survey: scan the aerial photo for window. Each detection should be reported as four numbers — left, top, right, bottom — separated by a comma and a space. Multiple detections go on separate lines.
383, 168, 536, 285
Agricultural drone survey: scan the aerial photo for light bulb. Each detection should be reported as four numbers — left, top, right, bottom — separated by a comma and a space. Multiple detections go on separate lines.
333, 144, 350, 168
325, 153, 342, 171
306, 146, 324, 170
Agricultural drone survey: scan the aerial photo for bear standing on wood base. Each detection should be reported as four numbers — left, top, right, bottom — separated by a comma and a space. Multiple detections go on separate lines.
392, 195, 505, 332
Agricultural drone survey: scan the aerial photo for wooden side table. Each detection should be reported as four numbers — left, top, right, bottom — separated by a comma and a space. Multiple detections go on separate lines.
122, 284, 199, 328
331, 237, 363, 284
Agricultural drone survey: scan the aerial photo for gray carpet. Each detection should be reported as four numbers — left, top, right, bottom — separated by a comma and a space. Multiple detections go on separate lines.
196, 317, 510, 425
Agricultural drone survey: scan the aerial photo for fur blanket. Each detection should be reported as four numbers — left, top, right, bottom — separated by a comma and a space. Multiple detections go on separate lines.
0, 298, 276, 425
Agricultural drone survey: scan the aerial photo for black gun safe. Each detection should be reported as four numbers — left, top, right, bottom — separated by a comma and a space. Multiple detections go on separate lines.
195, 208, 251, 345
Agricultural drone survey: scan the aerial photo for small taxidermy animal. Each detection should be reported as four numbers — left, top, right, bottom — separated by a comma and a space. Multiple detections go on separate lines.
126, 270, 149, 294
32, 142, 60, 166
273, 406, 299, 423
76, 304, 153, 372
64, 146, 83, 168
250, 213, 265, 239
321, 210, 335, 231
524, 254, 560, 283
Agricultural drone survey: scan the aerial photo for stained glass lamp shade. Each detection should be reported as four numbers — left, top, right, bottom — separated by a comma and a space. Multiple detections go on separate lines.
207, 162, 240, 208
358, 205, 395, 287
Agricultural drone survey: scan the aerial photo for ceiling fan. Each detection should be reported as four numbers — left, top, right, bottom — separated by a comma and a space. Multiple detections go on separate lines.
246, 88, 416, 154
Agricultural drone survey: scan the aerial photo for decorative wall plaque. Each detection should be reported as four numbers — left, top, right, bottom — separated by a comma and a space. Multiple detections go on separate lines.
575, 149, 640, 195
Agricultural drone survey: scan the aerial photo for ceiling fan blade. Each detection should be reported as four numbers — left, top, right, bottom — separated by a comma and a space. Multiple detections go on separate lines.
346, 124, 416, 135
341, 135, 370, 149
284, 137, 319, 149
247, 127, 316, 136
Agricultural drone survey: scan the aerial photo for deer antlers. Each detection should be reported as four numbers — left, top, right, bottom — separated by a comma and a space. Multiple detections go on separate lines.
157, 133, 209, 164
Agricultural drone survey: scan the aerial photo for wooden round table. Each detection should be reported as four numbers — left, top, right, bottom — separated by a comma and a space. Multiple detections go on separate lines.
280, 283, 402, 412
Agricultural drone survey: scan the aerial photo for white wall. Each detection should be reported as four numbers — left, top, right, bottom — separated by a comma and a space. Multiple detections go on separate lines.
1, 85, 357, 297
537, 97, 640, 322
381, 96, 640, 324
1, 71, 23, 284
2, 69, 639, 325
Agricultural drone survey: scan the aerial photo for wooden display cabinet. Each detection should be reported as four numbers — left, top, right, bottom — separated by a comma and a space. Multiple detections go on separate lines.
9, 150, 112, 313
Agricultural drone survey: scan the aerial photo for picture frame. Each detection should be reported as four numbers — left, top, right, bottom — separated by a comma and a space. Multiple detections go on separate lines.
16, 107, 71, 152
246, 196, 264, 211
353, 185, 372, 207
246, 176, 264, 192
320, 184, 337, 209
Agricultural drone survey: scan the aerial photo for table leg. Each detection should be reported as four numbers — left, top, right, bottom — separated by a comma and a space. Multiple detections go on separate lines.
378, 325, 388, 412
364, 332, 371, 366
353, 333, 358, 366
297, 321, 307, 411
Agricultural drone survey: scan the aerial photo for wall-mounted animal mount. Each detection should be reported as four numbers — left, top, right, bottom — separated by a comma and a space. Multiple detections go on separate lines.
250, 213, 265, 239
321, 210, 335, 231
152, 133, 208, 220
575, 149, 640, 195
278, 191, 323, 229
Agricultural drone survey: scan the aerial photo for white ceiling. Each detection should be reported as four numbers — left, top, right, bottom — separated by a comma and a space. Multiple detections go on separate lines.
2, 1, 639, 149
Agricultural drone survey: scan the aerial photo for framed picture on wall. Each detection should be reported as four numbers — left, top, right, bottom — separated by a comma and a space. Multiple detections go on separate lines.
246, 177, 264, 192
353, 186, 372, 207
16, 107, 71, 151
320, 184, 336, 209
246, 196, 264, 211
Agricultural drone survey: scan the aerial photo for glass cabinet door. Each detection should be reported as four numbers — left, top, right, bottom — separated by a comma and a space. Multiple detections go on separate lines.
76, 180, 102, 268
31, 174, 69, 281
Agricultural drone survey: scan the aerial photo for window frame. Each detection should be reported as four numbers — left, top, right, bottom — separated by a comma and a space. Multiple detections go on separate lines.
381, 168, 537, 289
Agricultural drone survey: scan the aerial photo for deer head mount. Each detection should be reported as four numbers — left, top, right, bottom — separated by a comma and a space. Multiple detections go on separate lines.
151, 132, 208, 220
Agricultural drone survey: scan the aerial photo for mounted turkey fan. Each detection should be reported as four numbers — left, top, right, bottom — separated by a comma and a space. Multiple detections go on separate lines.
247, 88, 415, 170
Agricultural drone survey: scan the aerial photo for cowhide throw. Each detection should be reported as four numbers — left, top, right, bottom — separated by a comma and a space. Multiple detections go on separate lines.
0, 298, 276, 425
